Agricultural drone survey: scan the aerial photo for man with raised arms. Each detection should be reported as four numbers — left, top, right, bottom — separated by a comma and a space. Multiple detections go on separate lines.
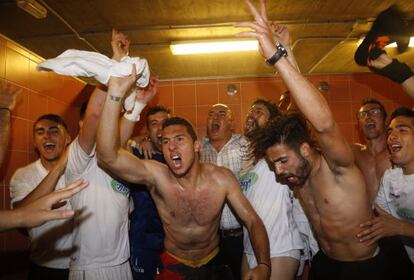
236, 0, 392, 278
96, 70, 270, 279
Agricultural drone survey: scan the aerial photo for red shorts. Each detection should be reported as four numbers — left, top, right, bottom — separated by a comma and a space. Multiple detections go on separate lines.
155, 249, 223, 280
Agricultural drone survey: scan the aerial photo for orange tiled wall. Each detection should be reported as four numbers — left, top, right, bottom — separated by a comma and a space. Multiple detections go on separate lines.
0, 34, 85, 275
0, 33, 413, 276
152, 75, 412, 142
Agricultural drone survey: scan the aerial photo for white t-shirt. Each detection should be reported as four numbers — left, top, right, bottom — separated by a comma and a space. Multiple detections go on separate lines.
292, 197, 319, 262
9, 159, 73, 269
376, 167, 414, 263
239, 159, 304, 266
65, 137, 130, 270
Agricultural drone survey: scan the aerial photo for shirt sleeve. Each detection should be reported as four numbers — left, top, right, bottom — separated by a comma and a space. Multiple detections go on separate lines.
9, 170, 32, 208
375, 169, 396, 216
65, 136, 95, 183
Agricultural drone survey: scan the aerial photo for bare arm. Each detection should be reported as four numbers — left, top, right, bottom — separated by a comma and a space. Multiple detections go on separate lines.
0, 180, 88, 232
270, 22, 299, 71
0, 110, 11, 169
119, 77, 158, 148
0, 81, 20, 168
357, 204, 414, 246
223, 169, 270, 278
97, 69, 156, 185
78, 87, 107, 154
402, 77, 414, 100
14, 151, 67, 208
369, 53, 414, 100
236, 0, 354, 169
111, 29, 129, 62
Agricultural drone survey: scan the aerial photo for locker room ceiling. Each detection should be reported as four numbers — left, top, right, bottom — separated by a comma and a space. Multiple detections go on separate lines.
1, 0, 414, 81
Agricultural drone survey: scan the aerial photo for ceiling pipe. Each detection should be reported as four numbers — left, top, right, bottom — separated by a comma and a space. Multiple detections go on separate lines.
15, 17, 374, 40
37, 0, 99, 52
307, 21, 360, 73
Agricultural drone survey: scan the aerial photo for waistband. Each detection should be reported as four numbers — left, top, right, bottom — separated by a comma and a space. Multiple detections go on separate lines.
220, 227, 243, 238
166, 247, 219, 268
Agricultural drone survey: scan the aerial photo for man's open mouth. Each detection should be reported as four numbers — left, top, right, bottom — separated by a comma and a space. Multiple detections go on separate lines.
171, 155, 182, 168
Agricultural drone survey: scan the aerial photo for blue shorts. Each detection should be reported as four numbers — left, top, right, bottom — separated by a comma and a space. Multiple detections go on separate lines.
130, 249, 162, 280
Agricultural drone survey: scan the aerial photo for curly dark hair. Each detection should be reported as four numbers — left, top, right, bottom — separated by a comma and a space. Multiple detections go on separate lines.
250, 113, 314, 162
252, 99, 282, 119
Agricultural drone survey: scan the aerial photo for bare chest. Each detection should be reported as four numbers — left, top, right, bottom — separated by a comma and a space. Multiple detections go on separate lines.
355, 149, 391, 198
160, 185, 225, 226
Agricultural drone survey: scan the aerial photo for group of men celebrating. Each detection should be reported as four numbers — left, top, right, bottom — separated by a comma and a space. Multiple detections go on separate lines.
3, 0, 414, 279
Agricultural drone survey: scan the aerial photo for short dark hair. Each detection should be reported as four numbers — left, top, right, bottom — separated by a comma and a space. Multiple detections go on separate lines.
146, 106, 170, 122
360, 98, 387, 120
162, 117, 197, 141
390, 107, 414, 122
251, 113, 314, 162
34, 114, 68, 131
252, 99, 282, 119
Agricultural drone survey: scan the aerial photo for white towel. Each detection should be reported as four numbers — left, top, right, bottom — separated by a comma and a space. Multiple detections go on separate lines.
37, 49, 150, 88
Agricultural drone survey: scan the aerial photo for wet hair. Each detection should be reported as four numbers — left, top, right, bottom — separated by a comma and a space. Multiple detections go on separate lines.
390, 107, 414, 123
250, 113, 315, 162
34, 114, 68, 131
162, 117, 197, 141
146, 106, 171, 123
360, 98, 387, 120
252, 99, 282, 119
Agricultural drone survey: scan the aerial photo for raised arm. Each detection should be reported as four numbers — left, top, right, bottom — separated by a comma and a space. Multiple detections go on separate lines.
97, 68, 157, 185
110, 29, 158, 148
270, 22, 300, 72
223, 169, 270, 278
369, 53, 414, 100
111, 29, 129, 62
78, 86, 107, 154
119, 77, 158, 148
236, 0, 354, 170
0, 81, 20, 168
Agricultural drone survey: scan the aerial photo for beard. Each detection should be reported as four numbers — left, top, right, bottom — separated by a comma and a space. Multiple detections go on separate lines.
244, 118, 259, 140
278, 153, 311, 188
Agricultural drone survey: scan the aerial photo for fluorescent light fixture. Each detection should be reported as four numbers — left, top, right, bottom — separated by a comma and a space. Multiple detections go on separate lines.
17, 0, 47, 19
385, 37, 414, 48
170, 39, 258, 55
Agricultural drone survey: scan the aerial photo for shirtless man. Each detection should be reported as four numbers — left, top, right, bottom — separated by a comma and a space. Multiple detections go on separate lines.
352, 99, 390, 202
237, 0, 389, 278
97, 71, 270, 279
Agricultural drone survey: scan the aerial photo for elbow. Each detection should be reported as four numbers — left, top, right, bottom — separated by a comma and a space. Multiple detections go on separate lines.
96, 145, 117, 167
96, 153, 119, 174
97, 157, 111, 171
314, 118, 336, 134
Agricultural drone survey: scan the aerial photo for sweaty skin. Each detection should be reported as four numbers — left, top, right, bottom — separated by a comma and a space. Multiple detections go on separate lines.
97, 72, 270, 279
352, 102, 391, 202
237, 0, 377, 261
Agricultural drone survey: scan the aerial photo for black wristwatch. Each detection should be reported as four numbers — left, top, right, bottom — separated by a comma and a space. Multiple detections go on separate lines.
265, 43, 288, 66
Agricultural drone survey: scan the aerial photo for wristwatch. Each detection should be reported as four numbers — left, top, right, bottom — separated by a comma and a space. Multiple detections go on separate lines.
265, 43, 288, 66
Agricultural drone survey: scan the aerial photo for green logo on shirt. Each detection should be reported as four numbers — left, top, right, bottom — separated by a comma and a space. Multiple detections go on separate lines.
239, 172, 258, 192
111, 180, 130, 196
